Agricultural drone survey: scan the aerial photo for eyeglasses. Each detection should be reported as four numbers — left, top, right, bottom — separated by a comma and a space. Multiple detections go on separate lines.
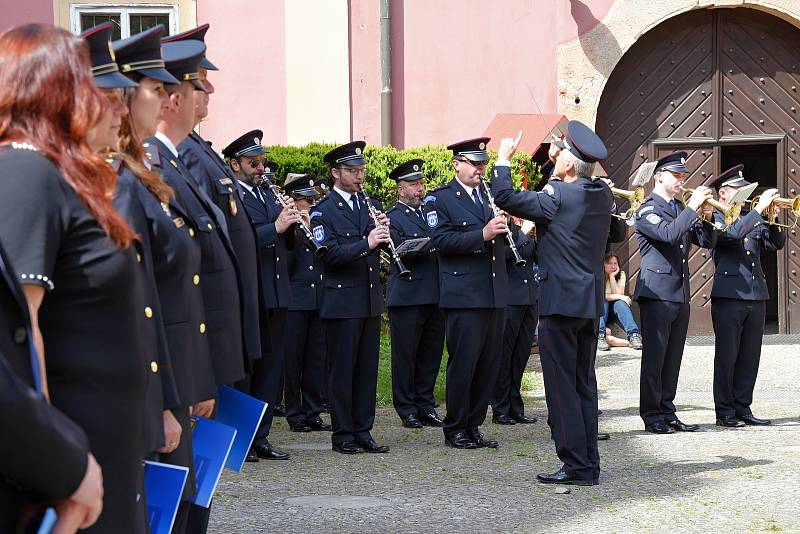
245, 159, 264, 169
457, 158, 487, 168
338, 166, 366, 177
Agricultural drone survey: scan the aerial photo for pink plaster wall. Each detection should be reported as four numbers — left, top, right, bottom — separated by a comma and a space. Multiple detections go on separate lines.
196, 0, 287, 149
349, 0, 381, 145
387, 0, 614, 148
0, 0, 53, 31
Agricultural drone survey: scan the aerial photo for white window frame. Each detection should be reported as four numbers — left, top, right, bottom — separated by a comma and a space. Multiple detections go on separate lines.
69, 4, 179, 38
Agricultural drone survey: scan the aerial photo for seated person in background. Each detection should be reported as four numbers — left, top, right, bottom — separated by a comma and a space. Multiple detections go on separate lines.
598, 254, 643, 351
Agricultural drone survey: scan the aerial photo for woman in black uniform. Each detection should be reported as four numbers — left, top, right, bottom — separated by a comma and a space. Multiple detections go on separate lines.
0, 24, 147, 533
112, 26, 219, 533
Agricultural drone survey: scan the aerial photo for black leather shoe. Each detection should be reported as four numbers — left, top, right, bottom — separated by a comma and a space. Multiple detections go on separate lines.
444, 432, 478, 449
467, 428, 499, 448
667, 419, 699, 432
244, 448, 259, 463
597, 433, 610, 441
511, 413, 537, 424
536, 468, 595, 486
418, 412, 444, 427
738, 414, 771, 426
273, 404, 286, 417
253, 441, 290, 460
492, 413, 516, 425
307, 418, 332, 431
357, 439, 390, 453
401, 413, 423, 428
644, 422, 675, 434
332, 441, 365, 455
290, 422, 312, 432
716, 415, 745, 428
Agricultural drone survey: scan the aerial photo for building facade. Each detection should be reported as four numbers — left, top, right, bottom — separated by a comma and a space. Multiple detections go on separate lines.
1, 0, 799, 333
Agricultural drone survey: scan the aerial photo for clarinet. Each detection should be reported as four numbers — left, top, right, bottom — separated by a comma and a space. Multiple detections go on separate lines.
481, 179, 526, 267
259, 173, 328, 257
358, 184, 411, 279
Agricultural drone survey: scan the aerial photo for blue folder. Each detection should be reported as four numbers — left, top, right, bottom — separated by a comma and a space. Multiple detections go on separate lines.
144, 460, 189, 534
190, 416, 237, 508
215, 385, 267, 472
35, 508, 57, 534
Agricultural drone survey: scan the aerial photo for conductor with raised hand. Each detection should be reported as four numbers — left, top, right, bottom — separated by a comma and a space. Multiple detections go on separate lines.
492, 122, 613, 485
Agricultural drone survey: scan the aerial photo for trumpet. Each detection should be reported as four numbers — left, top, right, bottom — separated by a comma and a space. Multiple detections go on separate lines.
679, 186, 741, 228
481, 179, 526, 267
611, 186, 645, 221
259, 173, 328, 256
358, 184, 411, 279
745, 194, 800, 229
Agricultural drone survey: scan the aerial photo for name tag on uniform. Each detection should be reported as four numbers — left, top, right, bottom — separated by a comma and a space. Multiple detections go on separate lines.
218, 177, 233, 185
173, 217, 185, 228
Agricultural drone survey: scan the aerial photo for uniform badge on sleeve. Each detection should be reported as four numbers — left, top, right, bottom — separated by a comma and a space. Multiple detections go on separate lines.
543, 184, 555, 196
312, 225, 325, 242
646, 213, 662, 225
426, 211, 438, 227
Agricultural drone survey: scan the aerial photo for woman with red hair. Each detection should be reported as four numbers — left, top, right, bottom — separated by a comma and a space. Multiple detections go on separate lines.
0, 24, 148, 533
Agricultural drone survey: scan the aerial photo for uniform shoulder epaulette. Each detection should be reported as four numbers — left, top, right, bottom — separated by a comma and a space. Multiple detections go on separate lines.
431, 183, 450, 193
142, 142, 161, 167
386, 205, 399, 215
636, 197, 657, 219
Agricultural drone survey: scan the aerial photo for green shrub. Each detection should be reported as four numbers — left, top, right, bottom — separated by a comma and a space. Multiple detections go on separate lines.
263, 142, 543, 205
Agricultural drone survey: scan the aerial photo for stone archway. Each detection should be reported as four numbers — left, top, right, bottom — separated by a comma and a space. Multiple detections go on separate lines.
592, 6, 800, 334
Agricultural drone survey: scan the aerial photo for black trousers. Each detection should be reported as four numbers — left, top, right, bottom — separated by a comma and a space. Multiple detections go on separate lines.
492, 303, 538, 417
156, 407, 195, 534
388, 304, 445, 418
250, 307, 287, 445
638, 297, 690, 426
538, 315, 599, 480
442, 308, 505, 436
284, 309, 326, 426
325, 316, 381, 445
712, 297, 766, 418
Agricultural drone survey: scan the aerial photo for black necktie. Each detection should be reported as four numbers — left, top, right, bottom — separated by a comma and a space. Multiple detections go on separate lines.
669, 200, 678, 217
351, 196, 361, 218
472, 189, 483, 207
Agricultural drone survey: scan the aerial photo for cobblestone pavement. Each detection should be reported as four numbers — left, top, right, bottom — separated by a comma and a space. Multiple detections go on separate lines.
209, 342, 800, 533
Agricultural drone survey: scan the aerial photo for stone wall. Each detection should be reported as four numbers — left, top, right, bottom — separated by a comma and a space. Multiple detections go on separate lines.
558, 0, 800, 126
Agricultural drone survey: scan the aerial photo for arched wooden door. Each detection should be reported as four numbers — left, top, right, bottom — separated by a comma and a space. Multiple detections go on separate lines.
597, 7, 800, 334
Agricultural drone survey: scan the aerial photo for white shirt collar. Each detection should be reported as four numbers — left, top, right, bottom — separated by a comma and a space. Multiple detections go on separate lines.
455, 176, 479, 198
154, 131, 179, 158
238, 180, 255, 194
398, 201, 421, 212
334, 186, 355, 206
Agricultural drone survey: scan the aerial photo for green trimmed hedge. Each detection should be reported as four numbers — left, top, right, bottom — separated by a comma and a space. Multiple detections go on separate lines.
263, 143, 543, 205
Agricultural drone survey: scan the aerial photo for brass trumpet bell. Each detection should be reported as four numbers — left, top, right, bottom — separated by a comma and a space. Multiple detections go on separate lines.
747, 195, 800, 228
680, 187, 741, 229
611, 186, 645, 221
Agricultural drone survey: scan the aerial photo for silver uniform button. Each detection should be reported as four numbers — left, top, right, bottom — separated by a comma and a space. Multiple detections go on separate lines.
13, 327, 26, 344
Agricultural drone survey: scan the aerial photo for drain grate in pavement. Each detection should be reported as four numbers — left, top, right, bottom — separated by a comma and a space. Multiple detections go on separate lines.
686, 334, 800, 346
284, 495, 390, 509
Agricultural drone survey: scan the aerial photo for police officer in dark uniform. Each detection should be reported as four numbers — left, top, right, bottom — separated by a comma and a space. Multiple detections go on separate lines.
312, 141, 390, 454
492, 123, 621, 485
708, 166, 784, 427
282, 173, 332, 432
145, 42, 247, 392
429, 137, 508, 450
0, 240, 100, 533
223, 132, 298, 460
168, 26, 265, 383
491, 217, 538, 426
386, 159, 445, 429
633, 152, 717, 434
